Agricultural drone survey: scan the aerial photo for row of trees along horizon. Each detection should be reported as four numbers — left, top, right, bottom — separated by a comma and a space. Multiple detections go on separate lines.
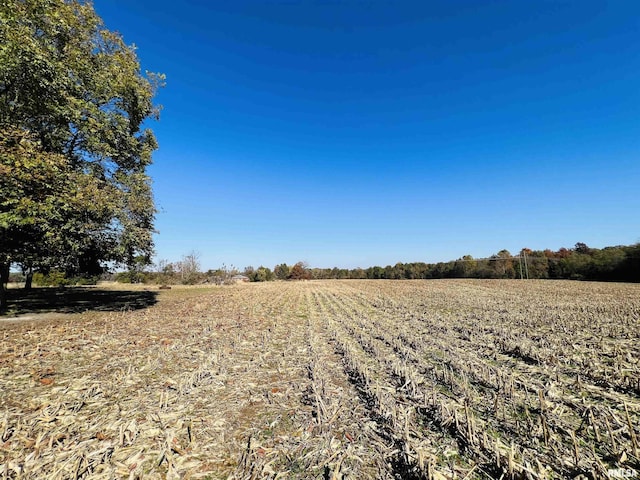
1, 2, 638, 313
13, 242, 639, 287
110, 242, 640, 284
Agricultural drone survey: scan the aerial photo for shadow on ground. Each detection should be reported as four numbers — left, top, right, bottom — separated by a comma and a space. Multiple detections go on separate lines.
1, 287, 158, 316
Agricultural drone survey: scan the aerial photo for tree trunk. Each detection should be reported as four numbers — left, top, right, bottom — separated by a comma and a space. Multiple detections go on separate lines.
0, 262, 9, 312
25, 267, 33, 290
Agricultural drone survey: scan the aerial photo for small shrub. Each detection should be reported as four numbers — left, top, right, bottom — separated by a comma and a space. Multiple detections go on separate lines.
33, 271, 69, 287
114, 270, 152, 284
73, 276, 99, 286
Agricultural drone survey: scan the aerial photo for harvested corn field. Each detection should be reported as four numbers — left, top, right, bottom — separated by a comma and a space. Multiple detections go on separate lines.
1, 280, 639, 479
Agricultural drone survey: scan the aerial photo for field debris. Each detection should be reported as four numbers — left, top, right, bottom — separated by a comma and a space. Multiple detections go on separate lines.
1, 280, 639, 479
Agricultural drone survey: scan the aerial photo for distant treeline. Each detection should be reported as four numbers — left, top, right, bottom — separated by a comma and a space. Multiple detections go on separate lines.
32, 241, 636, 286
308, 242, 640, 282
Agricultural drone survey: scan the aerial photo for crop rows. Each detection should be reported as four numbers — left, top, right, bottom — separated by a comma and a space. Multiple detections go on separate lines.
1, 280, 638, 479
315, 281, 640, 478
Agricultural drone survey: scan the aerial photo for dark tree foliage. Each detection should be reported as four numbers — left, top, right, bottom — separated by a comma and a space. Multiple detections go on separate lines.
0, 0, 163, 309
309, 242, 640, 283
274, 263, 290, 280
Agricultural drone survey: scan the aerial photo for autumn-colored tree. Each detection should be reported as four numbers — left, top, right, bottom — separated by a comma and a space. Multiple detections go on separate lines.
289, 262, 312, 280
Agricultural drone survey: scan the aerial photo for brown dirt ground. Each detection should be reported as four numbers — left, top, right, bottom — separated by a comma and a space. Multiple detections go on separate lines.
1, 280, 638, 479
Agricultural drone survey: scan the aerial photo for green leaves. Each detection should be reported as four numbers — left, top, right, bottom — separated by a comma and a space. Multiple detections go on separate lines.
0, 0, 162, 275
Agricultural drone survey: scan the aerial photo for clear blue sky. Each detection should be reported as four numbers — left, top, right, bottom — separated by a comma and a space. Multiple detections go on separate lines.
94, 1, 639, 270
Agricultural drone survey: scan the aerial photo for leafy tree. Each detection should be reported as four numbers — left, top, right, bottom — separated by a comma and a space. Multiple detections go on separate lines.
618, 244, 640, 282
452, 255, 476, 278
558, 251, 591, 280
367, 266, 383, 279
526, 251, 549, 279
1, 128, 114, 302
251, 266, 274, 282
243, 266, 255, 278
491, 249, 515, 278
274, 263, 290, 280
289, 262, 311, 280
589, 247, 625, 280
0, 0, 162, 309
127, 255, 151, 284
574, 242, 592, 255
350, 267, 366, 279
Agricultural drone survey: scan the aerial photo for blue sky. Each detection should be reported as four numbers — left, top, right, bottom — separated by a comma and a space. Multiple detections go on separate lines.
95, 1, 639, 270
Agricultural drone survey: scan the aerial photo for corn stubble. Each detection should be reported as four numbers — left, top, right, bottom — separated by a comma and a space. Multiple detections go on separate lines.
0, 280, 638, 479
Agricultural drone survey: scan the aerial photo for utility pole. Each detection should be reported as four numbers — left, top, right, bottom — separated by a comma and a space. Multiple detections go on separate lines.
519, 254, 524, 280
523, 250, 530, 280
